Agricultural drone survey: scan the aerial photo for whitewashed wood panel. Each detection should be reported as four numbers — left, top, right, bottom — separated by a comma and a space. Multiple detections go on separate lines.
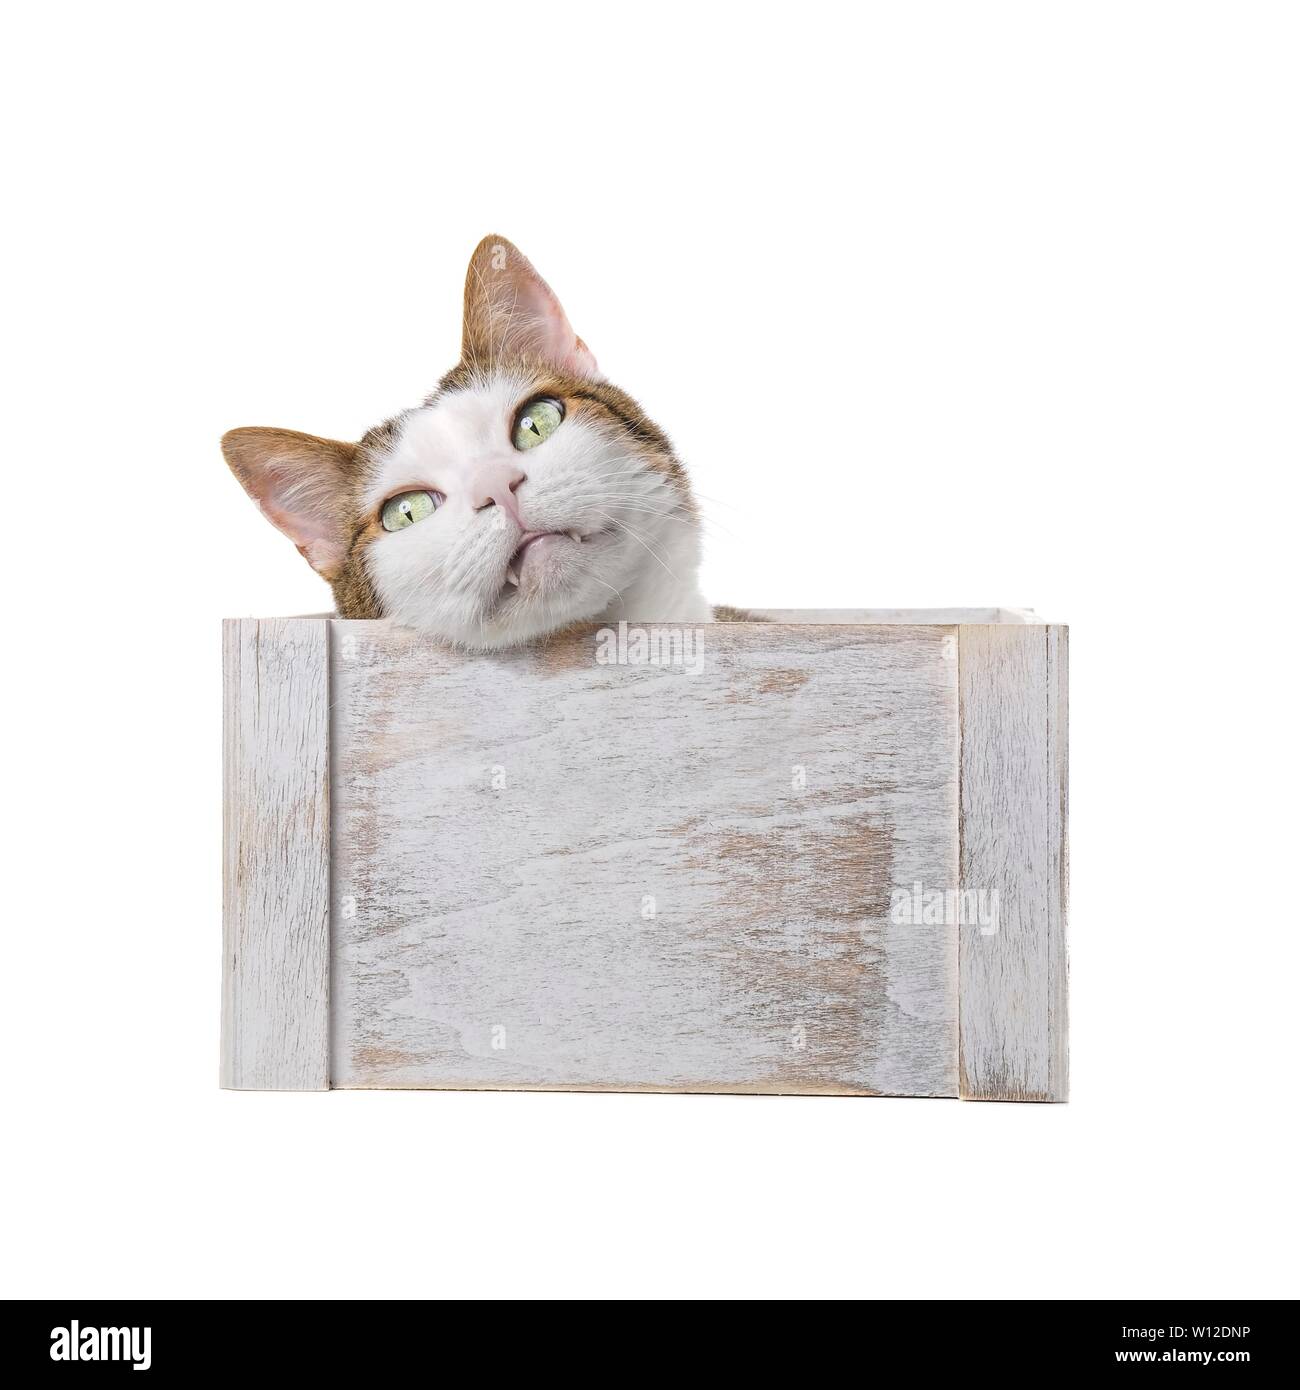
329, 621, 960, 1096
957, 624, 1069, 1101
221, 618, 330, 1090
756, 608, 1040, 625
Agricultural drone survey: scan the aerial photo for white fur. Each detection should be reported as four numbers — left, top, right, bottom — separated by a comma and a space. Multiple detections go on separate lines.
364, 369, 710, 648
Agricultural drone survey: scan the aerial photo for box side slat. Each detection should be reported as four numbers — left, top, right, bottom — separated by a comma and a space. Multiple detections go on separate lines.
957, 624, 1069, 1101
221, 618, 331, 1090
753, 608, 1043, 625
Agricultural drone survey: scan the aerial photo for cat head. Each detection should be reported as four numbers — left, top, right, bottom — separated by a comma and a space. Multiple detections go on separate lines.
223, 236, 702, 648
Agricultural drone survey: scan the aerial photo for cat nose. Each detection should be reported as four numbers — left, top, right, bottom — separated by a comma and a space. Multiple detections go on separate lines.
470, 466, 527, 527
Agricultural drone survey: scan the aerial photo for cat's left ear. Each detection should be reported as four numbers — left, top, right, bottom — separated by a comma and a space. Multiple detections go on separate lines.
461, 235, 603, 381
221, 427, 358, 579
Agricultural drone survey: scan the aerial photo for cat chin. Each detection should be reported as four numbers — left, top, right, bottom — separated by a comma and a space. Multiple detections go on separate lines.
378, 522, 711, 650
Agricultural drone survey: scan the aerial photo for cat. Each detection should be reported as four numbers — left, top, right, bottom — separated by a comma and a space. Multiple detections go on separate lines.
223, 236, 746, 648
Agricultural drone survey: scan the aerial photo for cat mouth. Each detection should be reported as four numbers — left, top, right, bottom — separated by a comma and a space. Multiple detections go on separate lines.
503, 529, 594, 592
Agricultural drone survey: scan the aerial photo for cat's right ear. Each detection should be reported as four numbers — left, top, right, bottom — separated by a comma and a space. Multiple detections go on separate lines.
221, 427, 358, 579
461, 235, 603, 380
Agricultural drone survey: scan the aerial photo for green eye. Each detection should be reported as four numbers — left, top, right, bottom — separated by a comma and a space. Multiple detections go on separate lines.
512, 397, 564, 451
381, 490, 439, 531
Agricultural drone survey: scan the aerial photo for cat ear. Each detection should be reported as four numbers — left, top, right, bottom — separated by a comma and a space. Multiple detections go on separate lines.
461, 235, 602, 381
221, 427, 358, 579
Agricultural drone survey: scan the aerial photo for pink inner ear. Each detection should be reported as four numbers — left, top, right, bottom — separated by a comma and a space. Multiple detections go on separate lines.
567, 334, 601, 382
260, 496, 347, 576
522, 280, 601, 380
230, 442, 351, 578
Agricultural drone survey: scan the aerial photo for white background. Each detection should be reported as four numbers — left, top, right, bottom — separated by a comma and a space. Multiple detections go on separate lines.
3, 1, 1296, 1299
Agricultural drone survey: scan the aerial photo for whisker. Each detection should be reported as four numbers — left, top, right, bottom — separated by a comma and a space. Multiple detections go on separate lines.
592, 511, 682, 584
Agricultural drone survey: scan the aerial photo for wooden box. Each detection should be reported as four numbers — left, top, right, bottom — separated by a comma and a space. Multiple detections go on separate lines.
222, 610, 1067, 1101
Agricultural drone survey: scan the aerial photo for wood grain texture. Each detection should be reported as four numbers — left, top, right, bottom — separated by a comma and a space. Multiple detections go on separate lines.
222, 618, 331, 1090
329, 621, 960, 1096
957, 624, 1069, 1101
756, 608, 1041, 625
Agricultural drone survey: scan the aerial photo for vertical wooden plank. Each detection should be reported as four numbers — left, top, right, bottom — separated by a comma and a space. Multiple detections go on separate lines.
222, 618, 330, 1090
958, 624, 1069, 1101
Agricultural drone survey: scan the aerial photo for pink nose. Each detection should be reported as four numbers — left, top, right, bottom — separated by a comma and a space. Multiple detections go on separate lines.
470, 465, 527, 529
